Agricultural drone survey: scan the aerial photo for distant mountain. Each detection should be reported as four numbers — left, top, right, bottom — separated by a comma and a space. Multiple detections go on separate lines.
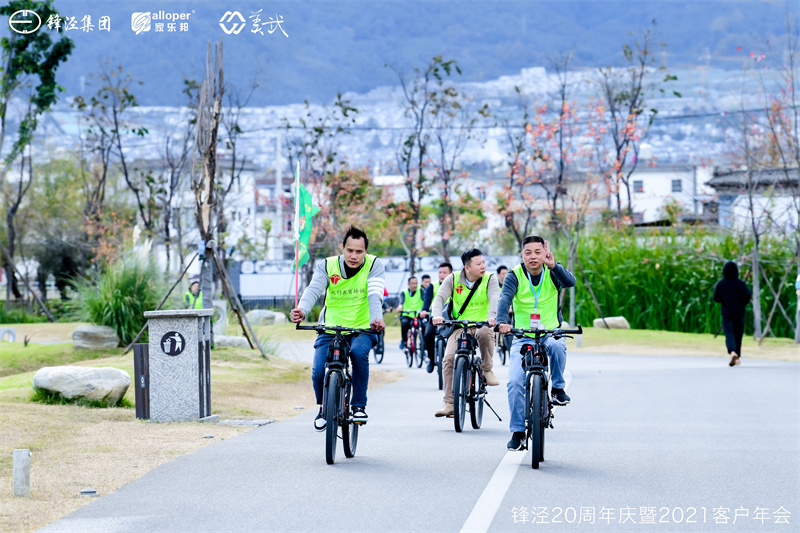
3, 0, 797, 106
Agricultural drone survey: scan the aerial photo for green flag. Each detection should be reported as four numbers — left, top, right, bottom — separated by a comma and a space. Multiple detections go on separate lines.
294, 183, 320, 271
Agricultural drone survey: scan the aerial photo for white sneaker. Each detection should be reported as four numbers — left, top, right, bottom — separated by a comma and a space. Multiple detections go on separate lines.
314, 407, 326, 431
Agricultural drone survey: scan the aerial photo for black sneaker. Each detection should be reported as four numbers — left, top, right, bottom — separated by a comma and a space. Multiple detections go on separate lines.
426, 356, 435, 373
352, 407, 368, 425
313, 407, 326, 431
399, 341, 405, 350
507, 432, 526, 451
551, 388, 571, 405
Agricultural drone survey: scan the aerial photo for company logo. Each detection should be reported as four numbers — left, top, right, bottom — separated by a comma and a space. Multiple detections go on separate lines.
8, 9, 42, 34
455, 286, 464, 295
330, 274, 341, 285
219, 11, 245, 34
160, 331, 186, 356
131, 12, 151, 34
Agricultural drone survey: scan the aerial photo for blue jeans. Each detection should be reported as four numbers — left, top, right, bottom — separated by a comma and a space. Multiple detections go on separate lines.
506, 335, 567, 433
312, 332, 376, 408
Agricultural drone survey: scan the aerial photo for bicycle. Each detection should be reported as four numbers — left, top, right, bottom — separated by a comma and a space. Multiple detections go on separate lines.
495, 331, 510, 365
403, 311, 426, 369
296, 323, 375, 465
503, 324, 582, 469
437, 319, 502, 433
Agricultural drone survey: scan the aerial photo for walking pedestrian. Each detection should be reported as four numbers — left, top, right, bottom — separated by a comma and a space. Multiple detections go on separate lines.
712, 261, 751, 367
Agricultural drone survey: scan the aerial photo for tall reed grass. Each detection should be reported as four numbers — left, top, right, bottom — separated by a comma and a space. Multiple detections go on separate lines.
558, 230, 797, 338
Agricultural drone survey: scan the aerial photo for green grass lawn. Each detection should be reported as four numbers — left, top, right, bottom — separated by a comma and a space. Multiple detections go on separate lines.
0, 343, 119, 378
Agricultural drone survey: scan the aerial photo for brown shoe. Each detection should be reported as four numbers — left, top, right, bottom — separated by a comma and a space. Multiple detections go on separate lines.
729, 352, 739, 367
734, 356, 741, 365
484, 371, 500, 386
435, 403, 454, 417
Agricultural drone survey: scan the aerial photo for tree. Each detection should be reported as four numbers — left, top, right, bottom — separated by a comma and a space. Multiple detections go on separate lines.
0, 0, 73, 302
193, 40, 224, 310
74, 62, 151, 233
757, 17, 800, 343
160, 79, 198, 272
283, 94, 358, 287
391, 56, 462, 274
427, 59, 489, 261
495, 87, 539, 249
595, 20, 678, 219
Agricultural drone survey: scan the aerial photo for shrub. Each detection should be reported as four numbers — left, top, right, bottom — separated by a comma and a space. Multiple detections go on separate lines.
74, 251, 165, 345
0, 303, 48, 324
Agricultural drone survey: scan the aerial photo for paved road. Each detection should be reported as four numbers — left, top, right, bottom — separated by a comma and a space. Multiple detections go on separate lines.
40, 345, 799, 533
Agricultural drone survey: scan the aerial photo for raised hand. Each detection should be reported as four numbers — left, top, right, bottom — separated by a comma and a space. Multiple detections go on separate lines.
543, 240, 556, 269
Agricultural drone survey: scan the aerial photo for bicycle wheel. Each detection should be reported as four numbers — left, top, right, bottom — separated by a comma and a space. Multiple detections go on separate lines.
529, 375, 542, 469
469, 368, 484, 429
405, 332, 413, 367
453, 357, 468, 433
539, 384, 547, 463
500, 343, 507, 366
436, 339, 444, 390
325, 372, 340, 465
342, 381, 358, 458
414, 330, 424, 368
373, 333, 384, 364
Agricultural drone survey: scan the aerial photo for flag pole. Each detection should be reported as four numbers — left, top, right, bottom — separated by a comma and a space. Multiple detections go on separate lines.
294, 161, 301, 308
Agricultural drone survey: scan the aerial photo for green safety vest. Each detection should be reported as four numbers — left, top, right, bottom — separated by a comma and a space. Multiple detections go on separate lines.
511, 264, 559, 334
183, 291, 203, 310
401, 287, 424, 317
431, 280, 441, 300
323, 254, 376, 329
450, 270, 491, 321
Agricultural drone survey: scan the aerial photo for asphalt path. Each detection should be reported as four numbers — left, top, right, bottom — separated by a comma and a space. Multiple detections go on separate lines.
40, 342, 799, 533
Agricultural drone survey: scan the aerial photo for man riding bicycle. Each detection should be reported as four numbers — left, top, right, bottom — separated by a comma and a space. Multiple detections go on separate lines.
432, 249, 500, 418
422, 262, 453, 373
289, 226, 386, 430
396, 276, 424, 351
497, 235, 576, 451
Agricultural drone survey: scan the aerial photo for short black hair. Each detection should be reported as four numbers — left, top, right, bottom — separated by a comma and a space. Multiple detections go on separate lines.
496, 265, 508, 274
522, 235, 545, 248
421, 274, 431, 281
342, 225, 369, 250
408, 276, 417, 283
438, 262, 453, 273
190, 281, 199, 287
461, 248, 483, 267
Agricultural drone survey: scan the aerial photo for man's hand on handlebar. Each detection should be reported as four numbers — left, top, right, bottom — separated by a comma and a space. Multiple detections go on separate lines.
432, 316, 444, 326
488, 318, 496, 328
370, 318, 386, 332
497, 323, 511, 334
289, 308, 305, 323
420, 310, 429, 318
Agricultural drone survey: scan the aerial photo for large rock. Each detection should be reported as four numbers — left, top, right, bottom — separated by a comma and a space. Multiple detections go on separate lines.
72, 325, 119, 349
214, 335, 251, 348
33, 366, 131, 406
245, 310, 286, 326
592, 316, 631, 329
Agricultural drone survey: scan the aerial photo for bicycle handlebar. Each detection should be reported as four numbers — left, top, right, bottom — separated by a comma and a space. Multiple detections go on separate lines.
499, 324, 583, 338
436, 319, 492, 329
295, 324, 375, 335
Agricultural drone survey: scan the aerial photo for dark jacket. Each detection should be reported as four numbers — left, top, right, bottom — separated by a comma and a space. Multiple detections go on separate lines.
713, 261, 751, 318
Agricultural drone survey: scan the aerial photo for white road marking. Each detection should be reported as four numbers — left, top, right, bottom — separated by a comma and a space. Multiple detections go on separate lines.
459, 369, 573, 533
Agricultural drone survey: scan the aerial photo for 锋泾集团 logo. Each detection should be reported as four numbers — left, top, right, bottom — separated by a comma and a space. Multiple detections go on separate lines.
131, 12, 151, 34
330, 274, 341, 285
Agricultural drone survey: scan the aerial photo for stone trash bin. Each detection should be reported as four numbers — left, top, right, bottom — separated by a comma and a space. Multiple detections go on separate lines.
135, 309, 215, 422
